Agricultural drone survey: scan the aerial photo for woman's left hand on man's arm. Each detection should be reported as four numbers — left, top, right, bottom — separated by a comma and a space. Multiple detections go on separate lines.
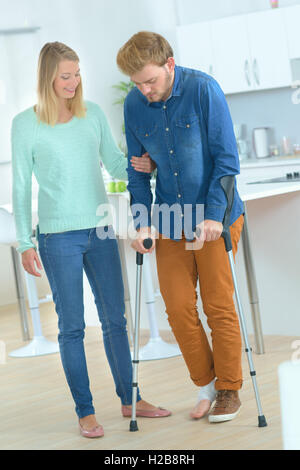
130, 152, 156, 173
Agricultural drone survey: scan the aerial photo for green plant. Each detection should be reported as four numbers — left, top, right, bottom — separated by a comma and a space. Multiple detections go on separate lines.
113, 80, 135, 137
112, 80, 135, 106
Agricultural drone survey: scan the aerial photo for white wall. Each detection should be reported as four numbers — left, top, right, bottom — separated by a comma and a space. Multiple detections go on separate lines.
0, 0, 178, 309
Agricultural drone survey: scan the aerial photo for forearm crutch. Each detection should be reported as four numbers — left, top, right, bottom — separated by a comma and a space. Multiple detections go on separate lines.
220, 175, 267, 428
130, 237, 153, 432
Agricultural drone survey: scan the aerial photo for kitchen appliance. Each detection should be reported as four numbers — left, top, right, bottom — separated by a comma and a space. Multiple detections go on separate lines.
247, 172, 300, 184
253, 127, 270, 158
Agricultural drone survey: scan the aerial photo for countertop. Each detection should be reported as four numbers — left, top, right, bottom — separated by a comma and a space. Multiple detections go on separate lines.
240, 154, 300, 169
3, 158, 300, 215
236, 174, 300, 202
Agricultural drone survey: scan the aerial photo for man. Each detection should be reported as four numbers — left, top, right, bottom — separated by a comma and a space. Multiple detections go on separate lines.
117, 31, 245, 422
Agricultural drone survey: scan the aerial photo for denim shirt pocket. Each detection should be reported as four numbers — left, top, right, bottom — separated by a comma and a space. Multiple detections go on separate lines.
175, 115, 201, 150
134, 124, 160, 157
176, 114, 200, 132
135, 124, 158, 140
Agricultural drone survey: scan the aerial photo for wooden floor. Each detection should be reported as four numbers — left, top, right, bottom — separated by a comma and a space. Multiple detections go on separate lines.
0, 301, 294, 450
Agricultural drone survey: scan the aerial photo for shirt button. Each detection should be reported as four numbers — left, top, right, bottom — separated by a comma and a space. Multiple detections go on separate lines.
145, 133, 149, 137
166, 128, 169, 131
174, 172, 178, 176
170, 150, 174, 154
163, 105, 167, 109
186, 124, 190, 128
178, 194, 181, 198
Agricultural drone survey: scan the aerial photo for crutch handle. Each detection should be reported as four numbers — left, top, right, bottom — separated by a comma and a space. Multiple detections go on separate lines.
136, 238, 153, 265
220, 175, 235, 252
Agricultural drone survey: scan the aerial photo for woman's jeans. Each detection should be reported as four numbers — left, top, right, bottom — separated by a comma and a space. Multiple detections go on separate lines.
37, 226, 141, 419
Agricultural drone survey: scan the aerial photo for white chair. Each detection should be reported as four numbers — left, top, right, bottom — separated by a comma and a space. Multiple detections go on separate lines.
0, 208, 59, 357
139, 254, 181, 360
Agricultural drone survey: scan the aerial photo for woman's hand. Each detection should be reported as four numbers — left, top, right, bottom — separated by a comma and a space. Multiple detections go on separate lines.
21, 248, 43, 277
130, 152, 156, 173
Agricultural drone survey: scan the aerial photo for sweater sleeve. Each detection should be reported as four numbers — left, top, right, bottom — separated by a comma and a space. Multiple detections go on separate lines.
11, 116, 36, 254
96, 105, 128, 181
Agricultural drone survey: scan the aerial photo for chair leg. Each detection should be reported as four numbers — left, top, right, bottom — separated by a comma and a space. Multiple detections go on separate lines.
9, 272, 59, 358
10, 247, 30, 341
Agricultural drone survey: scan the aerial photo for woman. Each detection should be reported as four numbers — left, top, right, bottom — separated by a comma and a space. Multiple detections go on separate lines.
11, 41, 171, 438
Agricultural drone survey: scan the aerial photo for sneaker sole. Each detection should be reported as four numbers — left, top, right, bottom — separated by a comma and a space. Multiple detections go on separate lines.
208, 406, 241, 423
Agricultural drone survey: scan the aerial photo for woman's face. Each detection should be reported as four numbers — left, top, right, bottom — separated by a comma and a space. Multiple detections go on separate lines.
53, 60, 81, 101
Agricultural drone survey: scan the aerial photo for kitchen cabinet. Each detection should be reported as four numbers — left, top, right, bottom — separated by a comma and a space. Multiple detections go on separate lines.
283, 5, 300, 59
176, 21, 215, 76
176, 7, 293, 95
210, 15, 252, 94
246, 9, 291, 91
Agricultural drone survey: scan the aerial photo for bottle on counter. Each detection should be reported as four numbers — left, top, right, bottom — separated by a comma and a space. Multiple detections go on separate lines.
269, 144, 280, 157
281, 136, 291, 156
293, 144, 300, 155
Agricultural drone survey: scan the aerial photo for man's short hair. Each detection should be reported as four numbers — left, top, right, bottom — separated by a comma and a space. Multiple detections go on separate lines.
117, 31, 174, 76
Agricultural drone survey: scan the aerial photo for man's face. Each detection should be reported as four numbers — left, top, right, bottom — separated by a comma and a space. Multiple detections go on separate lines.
131, 59, 175, 103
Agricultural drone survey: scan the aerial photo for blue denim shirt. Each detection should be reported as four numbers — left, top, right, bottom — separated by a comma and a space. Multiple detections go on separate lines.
124, 65, 244, 240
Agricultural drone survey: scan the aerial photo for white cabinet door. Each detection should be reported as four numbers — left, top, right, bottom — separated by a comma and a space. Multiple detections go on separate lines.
210, 15, 253, 94
283, 5, 300, 59
176, 21, 215, 76
246, 9, 292, 90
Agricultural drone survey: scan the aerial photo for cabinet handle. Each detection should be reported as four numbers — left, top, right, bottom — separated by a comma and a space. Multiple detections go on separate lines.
253, 58, 260, 86
244, 60, 251, 86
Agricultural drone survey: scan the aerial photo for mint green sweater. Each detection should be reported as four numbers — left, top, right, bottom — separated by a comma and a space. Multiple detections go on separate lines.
11, 101, 128, 254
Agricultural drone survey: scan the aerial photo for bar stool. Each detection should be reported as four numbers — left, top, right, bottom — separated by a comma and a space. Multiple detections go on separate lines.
0, 208, 59, 357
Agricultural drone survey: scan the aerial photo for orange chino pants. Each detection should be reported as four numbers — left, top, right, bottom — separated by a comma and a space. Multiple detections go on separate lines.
155, 214, 244, 391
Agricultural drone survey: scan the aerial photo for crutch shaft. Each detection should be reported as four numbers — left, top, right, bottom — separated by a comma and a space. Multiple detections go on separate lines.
130, 238, 153, 432
220, 175, 267, 427
130, 264, 142, 431
227, 251, 265, 420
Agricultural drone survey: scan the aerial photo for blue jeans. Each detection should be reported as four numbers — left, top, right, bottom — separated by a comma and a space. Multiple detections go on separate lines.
37, 226, 141, 419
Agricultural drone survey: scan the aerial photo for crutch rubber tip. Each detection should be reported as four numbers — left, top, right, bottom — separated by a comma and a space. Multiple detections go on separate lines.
130, 420, 139, 432
258, 415, 267, 427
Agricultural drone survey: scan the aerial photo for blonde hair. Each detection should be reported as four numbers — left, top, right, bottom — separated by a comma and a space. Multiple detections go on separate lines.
117, 31, 173, 76
36, 41, 86, 126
